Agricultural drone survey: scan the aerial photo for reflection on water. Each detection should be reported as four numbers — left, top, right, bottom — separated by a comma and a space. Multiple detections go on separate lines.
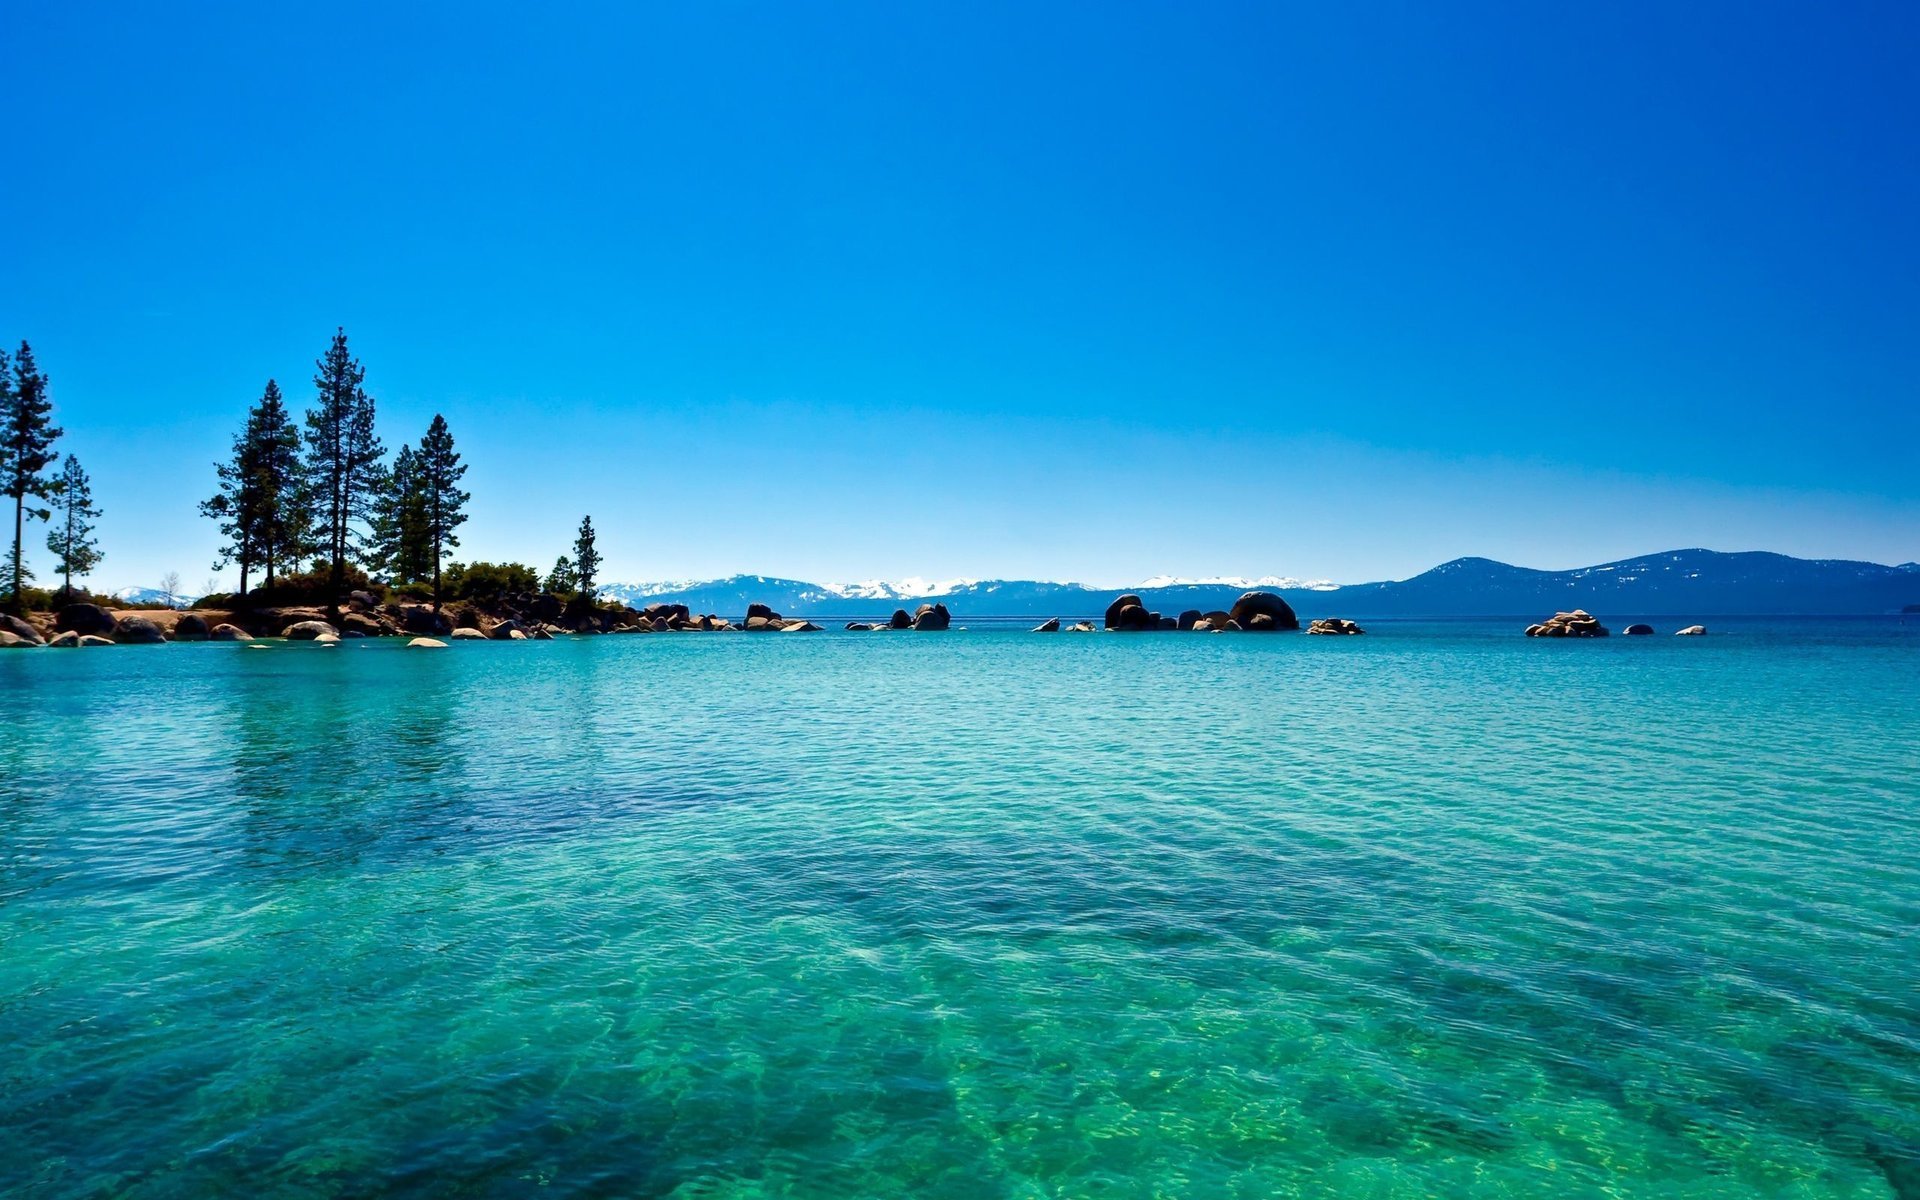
1, 622, 1917, 1198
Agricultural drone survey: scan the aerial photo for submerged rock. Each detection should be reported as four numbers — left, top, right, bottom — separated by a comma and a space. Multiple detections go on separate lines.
450, 628, 487, 640
1624, 623, 1655, 636
0, 630, 36, 648
1066, 621, 1097, 633
1032, 617, 1060, 632
283, 620, 338, 640
408, 637, 448, 648
782, 620, 823, 632
78, 634, 114, 647
47, 630, 81, 648
1675, 625, 1708, 636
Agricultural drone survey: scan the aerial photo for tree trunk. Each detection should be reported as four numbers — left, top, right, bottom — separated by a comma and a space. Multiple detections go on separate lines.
9, 495, 22, 613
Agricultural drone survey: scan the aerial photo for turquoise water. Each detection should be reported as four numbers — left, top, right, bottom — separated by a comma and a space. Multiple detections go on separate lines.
2, 620, 1917, 1198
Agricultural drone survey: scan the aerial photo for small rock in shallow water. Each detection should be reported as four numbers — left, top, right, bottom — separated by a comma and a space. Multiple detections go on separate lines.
1675, 625, 1707, 636
1032, 618, 1060, 632
408, 637, 448, 648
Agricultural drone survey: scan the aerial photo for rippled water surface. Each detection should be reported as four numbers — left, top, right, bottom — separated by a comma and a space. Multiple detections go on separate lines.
3, 619, 1918, 1198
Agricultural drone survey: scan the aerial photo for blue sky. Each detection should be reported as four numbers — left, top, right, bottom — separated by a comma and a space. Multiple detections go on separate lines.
3, 2, 1915, 591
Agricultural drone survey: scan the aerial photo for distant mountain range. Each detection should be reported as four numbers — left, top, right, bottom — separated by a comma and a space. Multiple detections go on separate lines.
600, 550, 1920, 620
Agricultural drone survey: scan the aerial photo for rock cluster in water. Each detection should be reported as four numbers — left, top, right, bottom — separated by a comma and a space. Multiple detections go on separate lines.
1525, 610, 1610, 638
1307, 618, 1365, 635
1096, 590, 1300, 632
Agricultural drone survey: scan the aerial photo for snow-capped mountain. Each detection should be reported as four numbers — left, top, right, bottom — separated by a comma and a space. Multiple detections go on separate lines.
594, 551, 1920, 619
110, 586, 200, 608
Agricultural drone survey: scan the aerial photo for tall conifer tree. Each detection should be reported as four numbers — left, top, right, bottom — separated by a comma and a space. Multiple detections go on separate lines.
572, 515, 600, 606
416, 414, 469, 610
46, 454, 102, 597
304, 329, 383, 603
204, 380, 310, 595
2, 342, 63, 611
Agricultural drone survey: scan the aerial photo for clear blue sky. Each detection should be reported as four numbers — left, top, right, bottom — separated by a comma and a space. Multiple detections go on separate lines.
4, 2, 1915, 591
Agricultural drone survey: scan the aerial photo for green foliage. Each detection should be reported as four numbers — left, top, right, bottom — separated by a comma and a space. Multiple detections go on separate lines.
204, 379, 311, 593
367, 444, 431, 585
304, 329, 384, 592
46, 454, 102, 593
238, 561, 375, 609
416, 413, 469, 605
443, 560, 538, 602
544, 555, 577, 595
572, 516, 600, 603
3, 342, 64, 612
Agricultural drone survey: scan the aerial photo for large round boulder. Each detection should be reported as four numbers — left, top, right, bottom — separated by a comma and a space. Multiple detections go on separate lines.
1104, 594, 1144, 630
172, 614, 211, 641
0, 630, 36, 648
210, 623, 252, 640
1229, 591, 1299, 632
283, 620, 339, 640
400, 606, 454, 636
889, 609, 913, 630
0, 613, 44, 644
913, 603, 951, 631
1624, 623, 1655, 636
1176, 609, 1203, 631
55, 603, 117, 636
113, 616, 167, 644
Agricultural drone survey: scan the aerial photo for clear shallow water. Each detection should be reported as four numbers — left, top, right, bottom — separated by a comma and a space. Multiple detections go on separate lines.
2, 619, 1917, 1199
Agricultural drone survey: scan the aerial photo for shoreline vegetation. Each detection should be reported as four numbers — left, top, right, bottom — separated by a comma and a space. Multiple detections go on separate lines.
2, 328, 1910, 648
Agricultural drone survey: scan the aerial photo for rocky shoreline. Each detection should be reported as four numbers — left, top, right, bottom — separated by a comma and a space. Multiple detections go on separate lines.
0, 590, 1717, 648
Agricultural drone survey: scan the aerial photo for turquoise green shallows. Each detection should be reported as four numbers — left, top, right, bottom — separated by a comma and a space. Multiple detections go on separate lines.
2, 620, 1917, 1198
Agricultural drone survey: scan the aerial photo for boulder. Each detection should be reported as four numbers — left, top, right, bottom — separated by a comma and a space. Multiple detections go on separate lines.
450, 627, 488, 640
312, 633, 341, 644
743, 603, 779, 624
507, 629, 528, 640
889, 609, 913, 630
1067, 621, 1097, 633
407, 637, 448, 648
79, 634, 114, 647
339, 612, 389, 638
1157, 615, 1178, 630
113, 616, 167, 644
1624, 623, 1655, 636
1524, 609, 1609, 638
1204, 611, 1234, 630
1108, 602, 1157, 632
1032, 618, 1060, 632
55, 603, 117, 636
283, 620, 338, 640
1176, 610, 1203, 631
210, 624, 252, 641
650, 616, 671, 632
1104, 594, 1144, 630
532, 627, 554, 640
744, 615, 773, 631
1230, 591, 1299, 632
489, 619, 526, 640
1675, 625, 1707, 636
400, 606, 454, 636
1307, 618, 1365, 635
846, 622, 875, 631
47, 631, 81, 647
913, 603, 951, 631
0, 630, 36, 648
348, 590, 377, 610
782, 620, 823, 632
0, 613, 44, 644
172, 614, 211, 641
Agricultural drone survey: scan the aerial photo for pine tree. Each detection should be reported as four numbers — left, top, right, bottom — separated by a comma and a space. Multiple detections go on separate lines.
204, 380, 311, 596
416, 414, 470, 609
46, 454, 102, 597
3, 342, 63, 612
367, 446, 431, 585
304, 329, 384, 604
545, 555, 577, 594
250, 380, 310, 588
572, 515, 600, 605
